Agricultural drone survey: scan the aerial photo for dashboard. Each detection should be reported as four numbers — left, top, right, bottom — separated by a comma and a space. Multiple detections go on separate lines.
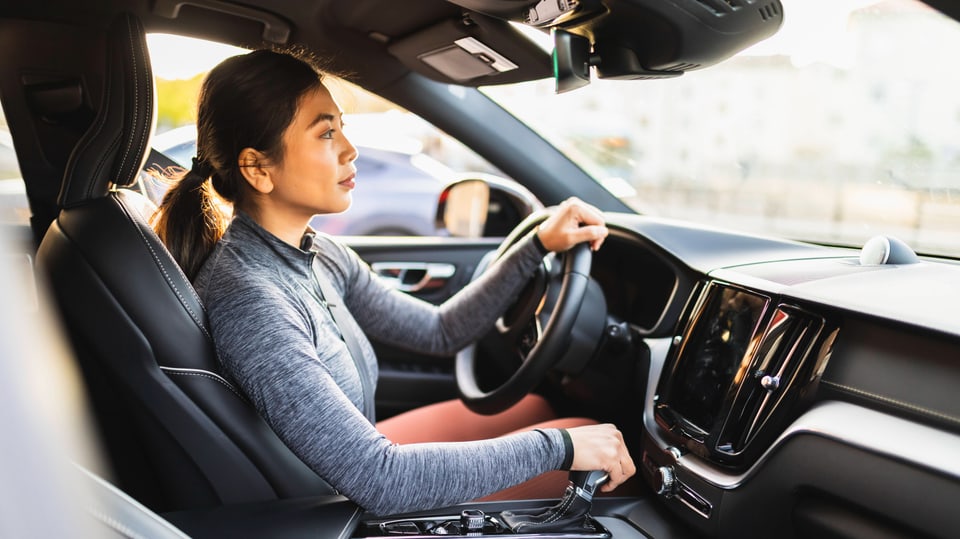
593, 213, 960, 538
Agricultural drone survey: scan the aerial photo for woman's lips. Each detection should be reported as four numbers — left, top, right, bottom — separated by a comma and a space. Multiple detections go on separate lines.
339, 173, 356, 190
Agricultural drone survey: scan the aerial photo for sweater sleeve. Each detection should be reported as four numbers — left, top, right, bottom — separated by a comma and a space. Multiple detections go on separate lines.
317, 232, 548, 356
203, 264, 566, 516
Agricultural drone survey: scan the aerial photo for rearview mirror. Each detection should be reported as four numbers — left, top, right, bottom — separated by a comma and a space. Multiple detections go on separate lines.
553, 29, 592, 94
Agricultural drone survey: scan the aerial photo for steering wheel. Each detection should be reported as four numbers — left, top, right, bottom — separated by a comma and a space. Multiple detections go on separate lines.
456, 213, 593, 415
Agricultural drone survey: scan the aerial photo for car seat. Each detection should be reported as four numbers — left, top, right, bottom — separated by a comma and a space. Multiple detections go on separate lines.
32, 13, 335, 512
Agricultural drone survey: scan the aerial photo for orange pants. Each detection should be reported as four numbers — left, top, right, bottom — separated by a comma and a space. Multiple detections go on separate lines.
377, 394, 595, 501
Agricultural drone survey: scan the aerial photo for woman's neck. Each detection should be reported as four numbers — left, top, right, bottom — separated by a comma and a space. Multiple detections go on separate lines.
237, 204, 311, 248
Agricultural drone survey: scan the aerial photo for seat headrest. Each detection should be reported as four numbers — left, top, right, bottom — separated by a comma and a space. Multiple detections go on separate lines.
59, 13, 156, 208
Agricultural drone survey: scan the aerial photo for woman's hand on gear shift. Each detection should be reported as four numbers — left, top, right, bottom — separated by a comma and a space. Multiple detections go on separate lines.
566, 423, 636, 492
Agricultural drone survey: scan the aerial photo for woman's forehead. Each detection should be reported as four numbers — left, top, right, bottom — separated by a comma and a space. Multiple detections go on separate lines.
296, 85, 342, 126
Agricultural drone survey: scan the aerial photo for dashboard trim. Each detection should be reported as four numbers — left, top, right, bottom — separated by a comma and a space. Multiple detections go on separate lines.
820, 379, 960, 430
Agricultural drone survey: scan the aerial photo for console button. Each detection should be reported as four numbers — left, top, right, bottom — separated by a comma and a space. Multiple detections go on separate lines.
460, 509, 485, 535
656, 466, 676, 497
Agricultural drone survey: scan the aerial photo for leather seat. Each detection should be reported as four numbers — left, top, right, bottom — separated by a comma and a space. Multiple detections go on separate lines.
34, 13, 334, 512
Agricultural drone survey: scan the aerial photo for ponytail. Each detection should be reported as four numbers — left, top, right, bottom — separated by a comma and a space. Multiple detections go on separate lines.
152, 158, 230, 280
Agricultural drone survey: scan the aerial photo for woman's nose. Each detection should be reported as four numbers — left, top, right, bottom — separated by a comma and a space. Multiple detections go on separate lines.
341, 133, 359, 164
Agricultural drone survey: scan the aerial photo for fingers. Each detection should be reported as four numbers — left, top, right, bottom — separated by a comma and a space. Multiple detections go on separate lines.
566, 423, 636, 492
581, 225, 607, 252
536, 197, 609, 252
559, 224, 607, 251
598, 426, 635, 492
565, 198, 607, 251
561, 196, 604, 226
601, 431, 637, 492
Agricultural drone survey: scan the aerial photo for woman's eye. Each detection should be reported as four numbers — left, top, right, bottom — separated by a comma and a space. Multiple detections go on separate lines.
319, 129, 335, 140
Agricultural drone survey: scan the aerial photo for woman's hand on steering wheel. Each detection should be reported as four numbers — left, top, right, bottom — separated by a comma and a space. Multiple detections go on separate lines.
535, 197, 609, 253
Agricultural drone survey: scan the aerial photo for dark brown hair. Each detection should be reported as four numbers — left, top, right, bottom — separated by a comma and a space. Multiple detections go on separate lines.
153, 48, 326, 279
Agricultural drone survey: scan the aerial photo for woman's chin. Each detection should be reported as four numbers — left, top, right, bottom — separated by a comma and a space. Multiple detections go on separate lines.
319, 198, 352, 216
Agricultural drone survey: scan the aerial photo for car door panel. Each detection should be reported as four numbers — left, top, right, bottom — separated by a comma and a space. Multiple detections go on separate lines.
347, 237, 502, 418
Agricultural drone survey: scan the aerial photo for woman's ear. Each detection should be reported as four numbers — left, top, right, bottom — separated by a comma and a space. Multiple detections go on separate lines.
238, 148, 274, 194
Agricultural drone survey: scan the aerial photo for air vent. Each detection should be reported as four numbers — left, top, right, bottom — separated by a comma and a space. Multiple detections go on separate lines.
693, 0, 782, 19
662, 62, 702, 72
714, 305, 827, 457
758, 2, 779, 21
693, 0, 747, 16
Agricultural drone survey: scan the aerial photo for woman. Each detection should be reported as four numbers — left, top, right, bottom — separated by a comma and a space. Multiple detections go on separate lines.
153, 48, 635, 516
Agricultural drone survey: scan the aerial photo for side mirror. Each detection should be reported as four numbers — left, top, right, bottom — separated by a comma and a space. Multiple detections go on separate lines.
436, 174, 544, 238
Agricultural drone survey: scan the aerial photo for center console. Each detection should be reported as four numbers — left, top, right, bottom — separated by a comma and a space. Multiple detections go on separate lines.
353, 498, 689, 539
164, 471, 687, 539
359, 471, 613, 538
359, 508, 610, 538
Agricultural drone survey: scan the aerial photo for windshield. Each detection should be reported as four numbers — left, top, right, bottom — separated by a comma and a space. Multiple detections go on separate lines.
483, 0, 960, 258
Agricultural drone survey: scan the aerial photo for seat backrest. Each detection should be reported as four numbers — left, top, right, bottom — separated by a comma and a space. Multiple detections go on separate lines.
32, 13, 333, 512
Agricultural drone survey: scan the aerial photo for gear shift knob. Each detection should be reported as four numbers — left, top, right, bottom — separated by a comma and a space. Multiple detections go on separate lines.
568, 470, 609, 502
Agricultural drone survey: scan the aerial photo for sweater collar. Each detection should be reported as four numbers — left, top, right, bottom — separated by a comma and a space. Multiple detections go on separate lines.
230, 210, 317, 274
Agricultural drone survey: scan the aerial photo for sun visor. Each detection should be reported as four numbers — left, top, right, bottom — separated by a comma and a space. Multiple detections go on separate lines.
387, 13, 550, 85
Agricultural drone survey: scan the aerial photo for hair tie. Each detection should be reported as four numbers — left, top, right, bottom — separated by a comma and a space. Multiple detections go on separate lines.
190, 156, 214, 180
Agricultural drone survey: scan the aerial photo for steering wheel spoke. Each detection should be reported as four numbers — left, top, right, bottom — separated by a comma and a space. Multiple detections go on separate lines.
517, 315, 542, 358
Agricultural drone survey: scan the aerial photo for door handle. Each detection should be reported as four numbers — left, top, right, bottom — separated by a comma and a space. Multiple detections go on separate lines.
371, 262, 456, 292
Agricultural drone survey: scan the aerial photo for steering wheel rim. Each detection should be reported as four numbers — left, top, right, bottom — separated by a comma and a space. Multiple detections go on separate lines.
456, 213, 593, 415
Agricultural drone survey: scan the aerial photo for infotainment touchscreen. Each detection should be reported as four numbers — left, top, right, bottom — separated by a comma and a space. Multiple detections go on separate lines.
661, 284, 768, 434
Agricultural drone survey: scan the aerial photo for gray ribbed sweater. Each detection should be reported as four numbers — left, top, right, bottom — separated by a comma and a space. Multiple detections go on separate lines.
193, 212, 566, 515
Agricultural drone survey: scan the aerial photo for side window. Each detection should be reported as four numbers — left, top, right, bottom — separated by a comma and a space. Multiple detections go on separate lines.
147, 34, 510, 238
0, 107, 28, 226
0, 107, 39, 310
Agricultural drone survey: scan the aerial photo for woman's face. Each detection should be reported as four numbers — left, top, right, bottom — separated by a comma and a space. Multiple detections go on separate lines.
266, 84, 358, 220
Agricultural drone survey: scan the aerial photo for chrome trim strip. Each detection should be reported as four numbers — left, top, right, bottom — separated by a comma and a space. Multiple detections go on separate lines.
339, 506, 364, 539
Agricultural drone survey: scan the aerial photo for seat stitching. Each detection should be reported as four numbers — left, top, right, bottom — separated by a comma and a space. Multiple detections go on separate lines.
161, 367, 246, 402
132, 198, 208, 309
119, 197, 212, 339
66, 70, 112, 203
115, 16, 140, 182
121, 194, 211, 311
84, 506, 149, 539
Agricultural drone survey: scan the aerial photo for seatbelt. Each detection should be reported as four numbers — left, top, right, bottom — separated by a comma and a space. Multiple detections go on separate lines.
310, 257, 376, 423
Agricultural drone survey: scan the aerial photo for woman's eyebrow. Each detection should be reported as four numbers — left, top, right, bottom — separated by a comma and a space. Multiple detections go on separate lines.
307, 112, 340, 129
